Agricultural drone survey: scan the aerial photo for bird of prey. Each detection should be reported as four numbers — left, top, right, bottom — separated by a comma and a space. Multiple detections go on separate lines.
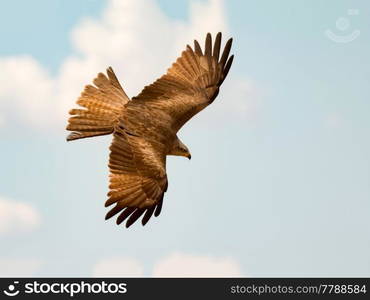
66, 32, 234, 228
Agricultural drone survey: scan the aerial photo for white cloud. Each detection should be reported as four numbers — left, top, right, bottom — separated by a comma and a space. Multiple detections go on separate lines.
0, 259, 42, 277
0, 197, 41, 235
152, 253, 242, 277
92, 257, 144, 277
0, 0, 256, 132
0, 56, 55, 130
92, 253, 243, 277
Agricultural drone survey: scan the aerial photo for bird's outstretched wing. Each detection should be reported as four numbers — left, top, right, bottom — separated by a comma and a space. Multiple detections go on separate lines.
105, 122, 168, 228
66, 67, 129, 141
127, 32, 233, 133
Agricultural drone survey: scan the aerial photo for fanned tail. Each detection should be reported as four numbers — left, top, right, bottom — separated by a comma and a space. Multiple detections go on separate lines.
66, 67, 130, 141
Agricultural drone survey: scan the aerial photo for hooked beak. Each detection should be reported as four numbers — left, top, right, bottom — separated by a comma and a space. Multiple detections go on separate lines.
187, 154, 192, 160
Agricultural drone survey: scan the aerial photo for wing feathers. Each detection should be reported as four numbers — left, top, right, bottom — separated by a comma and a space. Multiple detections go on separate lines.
105, 127, 168, 227
105, 205, 124, 220
131, 32, 234, 132
204, 33, 212, 57
221, 55, 234, 85
213, 32, 222, 61
154, 193, 164, 217
116, 207, 136, 225
142, 205, 156, 225
194, 39, 203, 55
126, 209, 146, 228
220, 38, 233, 67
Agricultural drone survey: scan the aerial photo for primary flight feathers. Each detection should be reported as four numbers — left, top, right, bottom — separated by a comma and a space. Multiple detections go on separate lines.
66, 32, 234, 228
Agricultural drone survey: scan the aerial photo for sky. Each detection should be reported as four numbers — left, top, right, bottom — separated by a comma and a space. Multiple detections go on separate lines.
0, 0, 369, 277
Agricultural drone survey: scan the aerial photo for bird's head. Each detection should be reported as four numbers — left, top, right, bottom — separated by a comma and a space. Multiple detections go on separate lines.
170, 138, 191, 160
180, 145, 192, 160
176, 143, 191, 160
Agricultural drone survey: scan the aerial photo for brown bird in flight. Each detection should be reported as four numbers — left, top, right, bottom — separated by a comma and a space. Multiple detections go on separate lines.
66, 32, 234, 228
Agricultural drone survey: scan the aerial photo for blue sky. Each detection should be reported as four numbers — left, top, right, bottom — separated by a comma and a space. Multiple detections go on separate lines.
0, 0, 369, 277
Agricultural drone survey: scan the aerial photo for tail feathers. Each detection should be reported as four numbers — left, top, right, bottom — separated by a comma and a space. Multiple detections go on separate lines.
66, 67, 130, 141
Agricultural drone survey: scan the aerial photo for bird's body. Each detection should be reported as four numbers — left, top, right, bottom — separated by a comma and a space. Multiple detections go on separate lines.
66, 32, 234, 227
